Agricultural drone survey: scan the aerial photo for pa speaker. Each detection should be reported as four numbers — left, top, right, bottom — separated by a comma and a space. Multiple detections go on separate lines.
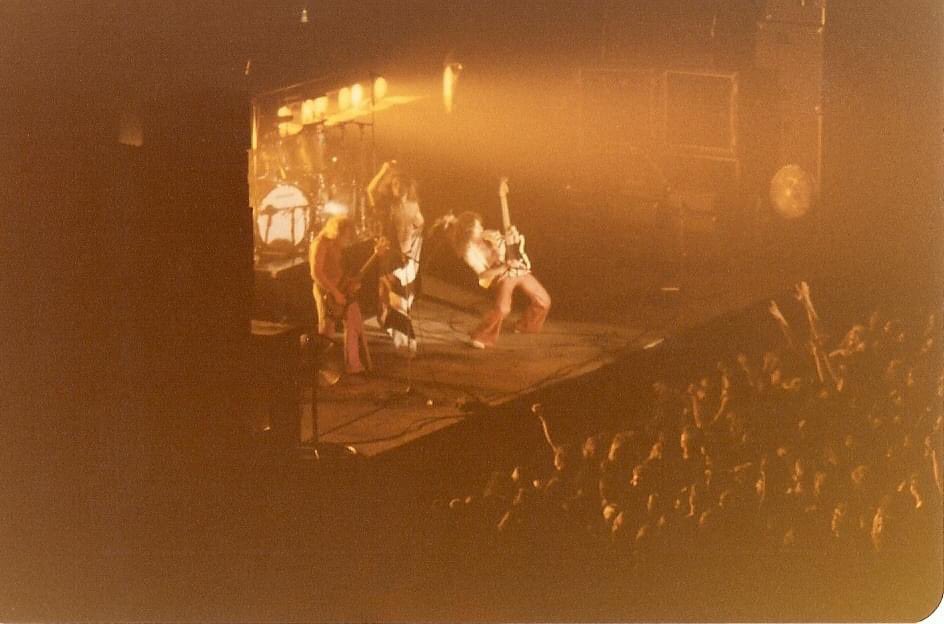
755, 17, 825, 204
249, 320, 303, 447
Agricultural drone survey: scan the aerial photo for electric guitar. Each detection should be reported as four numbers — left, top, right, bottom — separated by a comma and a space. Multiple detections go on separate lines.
325, 236, 391, 318
479, 177, 531, 289
499, 177, 530, 269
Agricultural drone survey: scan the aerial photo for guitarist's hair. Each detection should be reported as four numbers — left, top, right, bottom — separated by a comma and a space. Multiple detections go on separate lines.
450, 211, 482, 255
319, 214, 353, 240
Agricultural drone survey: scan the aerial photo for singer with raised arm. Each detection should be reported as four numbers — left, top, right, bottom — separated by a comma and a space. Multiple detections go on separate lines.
367, 161, 425, 357
442, 178, 551, 348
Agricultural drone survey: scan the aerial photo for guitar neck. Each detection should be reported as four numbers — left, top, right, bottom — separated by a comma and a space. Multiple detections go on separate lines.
355, 251, 380, 280
500, 196, 511, 231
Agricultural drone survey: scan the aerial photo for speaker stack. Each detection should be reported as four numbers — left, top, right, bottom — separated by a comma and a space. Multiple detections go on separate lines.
577, 67, 662, 200
754, 0, 826, 218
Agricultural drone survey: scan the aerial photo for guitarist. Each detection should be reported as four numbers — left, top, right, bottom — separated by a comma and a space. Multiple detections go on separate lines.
445, 182, 550, 348
310, 215, 388, 378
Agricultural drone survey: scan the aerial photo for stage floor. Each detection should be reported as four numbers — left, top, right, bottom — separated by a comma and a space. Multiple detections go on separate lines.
298, 264, 787, 457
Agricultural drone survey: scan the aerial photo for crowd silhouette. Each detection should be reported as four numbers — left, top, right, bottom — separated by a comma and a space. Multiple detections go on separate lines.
423, 281, 942, 618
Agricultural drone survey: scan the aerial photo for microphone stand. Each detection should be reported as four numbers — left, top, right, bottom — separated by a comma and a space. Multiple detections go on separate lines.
383, 238, 431, 407
298, 333, 358, 462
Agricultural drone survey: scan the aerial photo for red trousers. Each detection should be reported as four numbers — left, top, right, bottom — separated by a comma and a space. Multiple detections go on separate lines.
471, 273, 551, 346
313, 284, 366, 374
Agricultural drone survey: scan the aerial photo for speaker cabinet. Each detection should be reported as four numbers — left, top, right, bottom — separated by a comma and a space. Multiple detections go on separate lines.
761, 0, 826, 26
755, 18, 825, 195
664, 71, 739, 156
579, 68, 658, 153
250, 321, 303, 447
253, 256, 314, 324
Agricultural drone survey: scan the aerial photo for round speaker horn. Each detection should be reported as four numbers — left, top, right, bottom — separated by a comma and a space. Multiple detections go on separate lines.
770, 164, 814, 219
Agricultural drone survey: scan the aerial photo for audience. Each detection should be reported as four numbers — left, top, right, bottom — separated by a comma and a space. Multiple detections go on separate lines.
429, 281, 942, 600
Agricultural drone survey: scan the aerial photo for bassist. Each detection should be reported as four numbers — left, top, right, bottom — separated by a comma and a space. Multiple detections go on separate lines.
310, 215, 388, 379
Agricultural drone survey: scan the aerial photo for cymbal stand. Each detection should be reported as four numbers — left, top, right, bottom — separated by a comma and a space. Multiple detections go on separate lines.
352, 121, 373, 236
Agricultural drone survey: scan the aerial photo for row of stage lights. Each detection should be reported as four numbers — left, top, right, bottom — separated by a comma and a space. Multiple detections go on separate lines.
277, 75, 389, 136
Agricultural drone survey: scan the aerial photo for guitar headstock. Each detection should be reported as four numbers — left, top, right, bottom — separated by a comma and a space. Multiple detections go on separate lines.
374, 236, 392, 255
498, 177, 509, 200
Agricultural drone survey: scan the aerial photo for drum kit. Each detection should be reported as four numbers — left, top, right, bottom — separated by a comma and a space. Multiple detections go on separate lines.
251, 121, 378, 254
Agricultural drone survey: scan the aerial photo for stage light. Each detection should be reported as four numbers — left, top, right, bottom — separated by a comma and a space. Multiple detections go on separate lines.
337, 87, 351, 111
301, 98, 318, 124
350, 83, 364, 108
277, 103, 302, 135
314, 96, 328, 117
277, 121, 302, 137
372, 76, 388, 101
443, 62, 462, 113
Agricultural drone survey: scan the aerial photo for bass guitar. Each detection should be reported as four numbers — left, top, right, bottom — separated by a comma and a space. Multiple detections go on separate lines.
325, 236, 391, 318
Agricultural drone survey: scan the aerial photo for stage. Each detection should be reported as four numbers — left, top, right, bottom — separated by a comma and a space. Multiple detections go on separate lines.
296, 275, 641, 456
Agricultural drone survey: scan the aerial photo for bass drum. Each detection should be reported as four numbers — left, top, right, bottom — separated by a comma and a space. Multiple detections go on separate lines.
254, 183, 312, 252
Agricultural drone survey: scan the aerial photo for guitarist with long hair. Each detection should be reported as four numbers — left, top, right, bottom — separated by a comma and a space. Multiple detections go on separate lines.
310, 215, 388, 379
441, 178, 551, 348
